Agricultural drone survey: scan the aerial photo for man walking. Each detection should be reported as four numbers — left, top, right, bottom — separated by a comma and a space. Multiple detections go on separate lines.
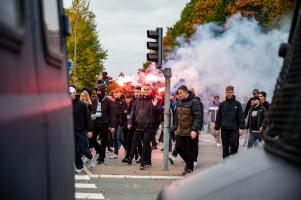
71, 88, 93, 173
215, 85, 245, 159
174, 85, 202, 175
246, 96, 266, 148
127, 84, 163, 169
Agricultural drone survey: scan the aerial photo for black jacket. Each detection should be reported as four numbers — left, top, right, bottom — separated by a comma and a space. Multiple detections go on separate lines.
262, 101, 270, 111
244, 98, 253, 119
128, 95, 163, 130
215, 96, 245, 131
194, 96, 204, 128
91, 95, 116, 127
246, 105, 266, 131
111, 98, 127, 127
73, 97, 92, 132
120, 99, 134, 128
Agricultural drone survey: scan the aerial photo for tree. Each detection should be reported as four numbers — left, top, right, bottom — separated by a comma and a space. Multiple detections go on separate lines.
163, 0, 295, 51
66, 0, 107, 90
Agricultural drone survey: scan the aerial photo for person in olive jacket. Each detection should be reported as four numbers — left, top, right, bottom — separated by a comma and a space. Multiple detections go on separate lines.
215, 85, 245, 159
174, 85, 202, 175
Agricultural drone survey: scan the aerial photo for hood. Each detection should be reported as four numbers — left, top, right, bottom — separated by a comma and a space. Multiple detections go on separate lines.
183, 91, 195, 102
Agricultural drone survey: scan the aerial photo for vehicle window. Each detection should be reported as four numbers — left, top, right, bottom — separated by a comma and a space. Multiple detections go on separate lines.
0, 0, 22, 28
41, 0, 61, 53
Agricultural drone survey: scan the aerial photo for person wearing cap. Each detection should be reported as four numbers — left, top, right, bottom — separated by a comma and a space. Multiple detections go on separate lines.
244, 89, 260, 118
245, 96, 266, 148
91, 84, 116, 164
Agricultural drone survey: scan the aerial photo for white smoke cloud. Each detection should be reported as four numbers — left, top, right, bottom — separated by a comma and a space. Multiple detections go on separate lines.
166, 13, 289, 102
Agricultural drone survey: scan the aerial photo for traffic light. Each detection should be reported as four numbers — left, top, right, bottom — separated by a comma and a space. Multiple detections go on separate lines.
147, 27, 163, 69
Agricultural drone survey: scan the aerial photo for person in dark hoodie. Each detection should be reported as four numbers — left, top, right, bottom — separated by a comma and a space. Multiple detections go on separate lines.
121, 93, 135, 163
246, 96, 266, 148
215, 85, 245, 159
127, 84, 163, 170
173, 85, 202, 175
109, 88, 127, 159
71, 87, 93, 173
91, 84, 116, 164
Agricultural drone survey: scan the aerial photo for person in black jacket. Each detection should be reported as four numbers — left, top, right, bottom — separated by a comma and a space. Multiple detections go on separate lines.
121, 93, 135, 163
246, 96, 266, 148
215, 85, 245, 159
110, 88, 127, 158
244, 89, 259, 118
91, 84, 116, 164
259, 91, 270, 111
127, 84, 164, 169
72, 90, 93, 173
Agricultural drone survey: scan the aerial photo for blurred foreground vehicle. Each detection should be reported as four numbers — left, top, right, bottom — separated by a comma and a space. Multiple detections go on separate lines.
0, 1, 74, 199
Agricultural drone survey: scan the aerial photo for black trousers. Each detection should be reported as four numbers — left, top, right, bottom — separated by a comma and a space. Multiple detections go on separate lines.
175, 135, 194, 171
221, 129, 239, 159
93, 124, 109, 162
75, 130, 92, 169
131, 128, 155, 165
192, 134, 199, 162
125, 127, 135, 159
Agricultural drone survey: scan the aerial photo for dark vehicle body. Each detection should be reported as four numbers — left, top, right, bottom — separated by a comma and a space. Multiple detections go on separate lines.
158, 1, 301, 200
0, 1, 73, 200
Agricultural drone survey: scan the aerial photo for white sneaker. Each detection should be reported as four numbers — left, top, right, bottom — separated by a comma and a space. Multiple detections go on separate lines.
109, 154, 118, 159
89, 156, 96, 168
194, 161, 198, 167
75, 167, 84, 174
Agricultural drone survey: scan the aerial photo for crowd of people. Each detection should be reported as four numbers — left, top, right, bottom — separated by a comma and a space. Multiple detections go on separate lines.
70, 83, 270, 175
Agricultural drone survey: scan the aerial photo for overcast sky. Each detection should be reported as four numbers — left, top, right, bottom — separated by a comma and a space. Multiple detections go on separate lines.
64, 0, 189, 78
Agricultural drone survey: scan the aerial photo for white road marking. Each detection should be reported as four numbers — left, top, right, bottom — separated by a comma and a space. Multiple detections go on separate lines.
75, 192, 104, 199
75, 175, 90, 180
75, 183, 97, 189
97, 174, 182, 179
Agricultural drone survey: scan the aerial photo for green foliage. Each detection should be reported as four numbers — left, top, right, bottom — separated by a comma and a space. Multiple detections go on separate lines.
164, 0, 295, 51
66, 0, 107, 90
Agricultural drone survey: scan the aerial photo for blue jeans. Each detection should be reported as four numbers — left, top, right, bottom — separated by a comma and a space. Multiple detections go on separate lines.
247, 131, 261, 149
75, 130, 92, 169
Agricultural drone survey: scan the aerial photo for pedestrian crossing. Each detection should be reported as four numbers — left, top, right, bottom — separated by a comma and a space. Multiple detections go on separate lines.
75, 175, 105, 199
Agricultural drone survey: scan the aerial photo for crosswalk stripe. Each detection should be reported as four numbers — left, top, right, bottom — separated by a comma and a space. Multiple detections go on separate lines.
98, 174, 182, 179
75, 175, 90, 180
75, 183, 97, 189
75, 192, 104, 199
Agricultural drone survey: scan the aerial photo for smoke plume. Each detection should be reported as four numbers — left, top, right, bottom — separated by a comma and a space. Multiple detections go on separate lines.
165, 13, 289, 102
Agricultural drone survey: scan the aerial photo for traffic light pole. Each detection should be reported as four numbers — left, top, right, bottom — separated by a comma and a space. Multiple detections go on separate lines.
162, 68, 172, 171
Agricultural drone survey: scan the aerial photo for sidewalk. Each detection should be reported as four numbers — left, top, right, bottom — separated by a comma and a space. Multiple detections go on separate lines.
89, 132, 223, 176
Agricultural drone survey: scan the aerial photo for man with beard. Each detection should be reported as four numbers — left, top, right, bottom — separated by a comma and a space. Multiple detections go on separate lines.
215, 85, 245, 159
244, 89, 260, 118
127, 84, 163, 169
246, 96, 266, 148
91, 84, 116, 164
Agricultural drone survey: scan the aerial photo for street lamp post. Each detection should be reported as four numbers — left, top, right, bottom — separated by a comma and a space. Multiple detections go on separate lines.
73, 9, 95, 86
